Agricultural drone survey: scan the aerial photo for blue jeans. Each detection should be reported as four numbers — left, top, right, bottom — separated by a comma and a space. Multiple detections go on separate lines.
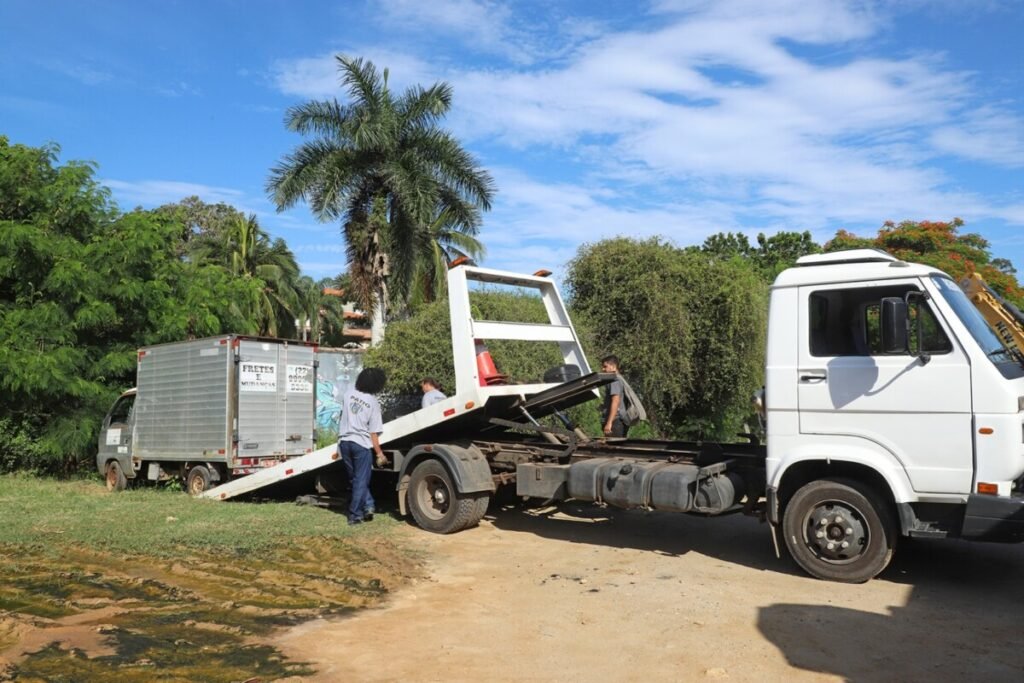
339, 440, 375, 522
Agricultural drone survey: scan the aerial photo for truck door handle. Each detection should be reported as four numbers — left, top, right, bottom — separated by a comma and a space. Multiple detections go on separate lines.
800, 372, 827, 383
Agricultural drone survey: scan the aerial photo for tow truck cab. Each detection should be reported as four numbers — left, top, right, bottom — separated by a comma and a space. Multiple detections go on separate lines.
766, 249, 1024, 545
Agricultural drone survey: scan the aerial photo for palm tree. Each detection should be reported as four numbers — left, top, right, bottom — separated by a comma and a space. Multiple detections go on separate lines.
267, 55, 495, 344
194, 213, 300, 336
292, 275, 349, 343
407, 207, 487, 309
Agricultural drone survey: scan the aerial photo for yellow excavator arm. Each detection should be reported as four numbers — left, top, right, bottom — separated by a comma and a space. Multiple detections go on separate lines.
960, 273, 1024, 357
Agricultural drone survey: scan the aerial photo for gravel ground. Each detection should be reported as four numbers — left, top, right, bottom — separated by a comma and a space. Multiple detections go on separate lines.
277, 503, 1024, 682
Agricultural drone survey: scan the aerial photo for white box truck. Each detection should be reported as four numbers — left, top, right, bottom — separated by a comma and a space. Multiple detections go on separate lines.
97, 335, 317, 495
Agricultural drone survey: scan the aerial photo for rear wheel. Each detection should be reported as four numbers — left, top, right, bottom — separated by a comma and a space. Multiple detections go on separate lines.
782, 478, 896, 583
186, 465, 212, 496
408, 459, 488, 534
105, 460, 127, 492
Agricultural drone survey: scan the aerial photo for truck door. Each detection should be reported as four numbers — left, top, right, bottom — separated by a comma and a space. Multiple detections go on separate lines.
797, 280, 973, 494
98, 393, 136, 470
236, 340, 315, 459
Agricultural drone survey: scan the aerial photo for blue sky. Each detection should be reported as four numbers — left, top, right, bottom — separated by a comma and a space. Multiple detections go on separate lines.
2, 0, 1022, 279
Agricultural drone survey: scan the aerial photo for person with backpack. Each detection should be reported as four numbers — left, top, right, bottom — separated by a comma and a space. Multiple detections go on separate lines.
600, 355, 630, 437
599, 355, 648, 437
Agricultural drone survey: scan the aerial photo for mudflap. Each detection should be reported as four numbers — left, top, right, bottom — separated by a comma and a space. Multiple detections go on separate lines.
961, 493, 1024, 542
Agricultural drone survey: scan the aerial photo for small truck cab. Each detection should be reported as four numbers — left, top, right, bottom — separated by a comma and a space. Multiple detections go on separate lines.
767, 249, 1024, 580
97, 389, 137, 491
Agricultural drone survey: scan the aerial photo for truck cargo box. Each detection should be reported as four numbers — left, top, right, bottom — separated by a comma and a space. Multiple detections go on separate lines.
133, 335, 316, 467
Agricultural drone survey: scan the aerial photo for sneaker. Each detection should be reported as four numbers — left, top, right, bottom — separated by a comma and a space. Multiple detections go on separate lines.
363, 510, 374, 522
347, 517, 362, 526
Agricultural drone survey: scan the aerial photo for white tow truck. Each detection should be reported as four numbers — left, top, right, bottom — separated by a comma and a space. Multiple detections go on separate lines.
201, 249, 1024, 583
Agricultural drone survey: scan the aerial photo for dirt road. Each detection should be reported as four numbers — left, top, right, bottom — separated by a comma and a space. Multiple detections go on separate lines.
277, 504, 1024, 682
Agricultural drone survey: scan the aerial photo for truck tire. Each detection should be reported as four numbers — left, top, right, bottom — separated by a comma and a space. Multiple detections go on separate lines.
782, 478, 896, 583
408, 459, 488, 534
186, 465, 212, 496
105, 460, 127, 492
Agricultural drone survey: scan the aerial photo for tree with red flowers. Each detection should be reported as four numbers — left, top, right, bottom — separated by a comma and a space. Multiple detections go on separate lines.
825, 219, 1024, 307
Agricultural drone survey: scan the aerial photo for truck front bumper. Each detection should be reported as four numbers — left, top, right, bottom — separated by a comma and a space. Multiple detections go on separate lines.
962, 492, 1024, 542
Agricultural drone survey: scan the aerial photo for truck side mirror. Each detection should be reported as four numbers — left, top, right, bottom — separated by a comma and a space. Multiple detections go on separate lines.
880, 297, 909, 353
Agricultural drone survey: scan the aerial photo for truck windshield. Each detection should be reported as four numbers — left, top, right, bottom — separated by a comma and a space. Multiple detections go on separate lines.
932, 275, 1024, 378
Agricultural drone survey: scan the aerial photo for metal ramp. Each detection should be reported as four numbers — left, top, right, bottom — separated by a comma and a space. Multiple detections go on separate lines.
202, 264, 599, 501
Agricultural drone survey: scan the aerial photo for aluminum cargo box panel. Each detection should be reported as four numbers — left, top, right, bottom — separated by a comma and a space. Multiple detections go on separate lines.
237, 340, 314, 458
135, 337, 230, 460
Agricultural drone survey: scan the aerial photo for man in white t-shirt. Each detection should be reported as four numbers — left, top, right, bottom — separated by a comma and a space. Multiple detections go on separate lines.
338, 367, 388, 525
420, 377, 446, 409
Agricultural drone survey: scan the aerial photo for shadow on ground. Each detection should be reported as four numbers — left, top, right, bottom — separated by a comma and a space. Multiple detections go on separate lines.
487, 501, 796, 575
482, 500, 1024, 682
757, 537, 1024, 682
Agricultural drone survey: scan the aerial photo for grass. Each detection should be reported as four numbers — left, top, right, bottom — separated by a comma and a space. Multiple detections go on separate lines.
0, 474, 420, 682
0, 473, 388, 554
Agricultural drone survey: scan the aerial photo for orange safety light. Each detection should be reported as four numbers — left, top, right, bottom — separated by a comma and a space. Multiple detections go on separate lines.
979, 427, 994, 435
465, 401, 475, 410
977, 482, 999, 495
533, 269, 552, 277
449, 255, 470, 268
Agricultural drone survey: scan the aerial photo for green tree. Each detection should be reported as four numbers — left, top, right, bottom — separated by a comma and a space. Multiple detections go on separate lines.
753, 230, 821, 280
267, 55, 496, 343
408, 207, 487, 309
293, 275, 349, 344
0, 137, 262, 473
567, 237, 768, 440
698, 230, 821, 281
191, 213, 300, 336
699, 232, 753, 261
153, 195, 245, 255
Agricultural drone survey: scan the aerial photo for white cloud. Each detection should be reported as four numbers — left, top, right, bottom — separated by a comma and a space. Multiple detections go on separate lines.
154, 81, 201, 98
103, 179, 247, 208
930, 107, 1024, 168
373, 0, 591, 64
377, 0, 514, 57
272, 50, 438, 99
53, 62, 114, 86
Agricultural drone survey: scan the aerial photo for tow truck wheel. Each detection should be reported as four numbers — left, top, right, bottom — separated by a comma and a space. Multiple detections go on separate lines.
408, 459, 487, 534
782, 478, 896, 583
105, 460, 127, 492
185, 465, 212, 496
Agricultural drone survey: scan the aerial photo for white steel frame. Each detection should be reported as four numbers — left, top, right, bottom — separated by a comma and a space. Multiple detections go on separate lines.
203, 265, 591, 500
